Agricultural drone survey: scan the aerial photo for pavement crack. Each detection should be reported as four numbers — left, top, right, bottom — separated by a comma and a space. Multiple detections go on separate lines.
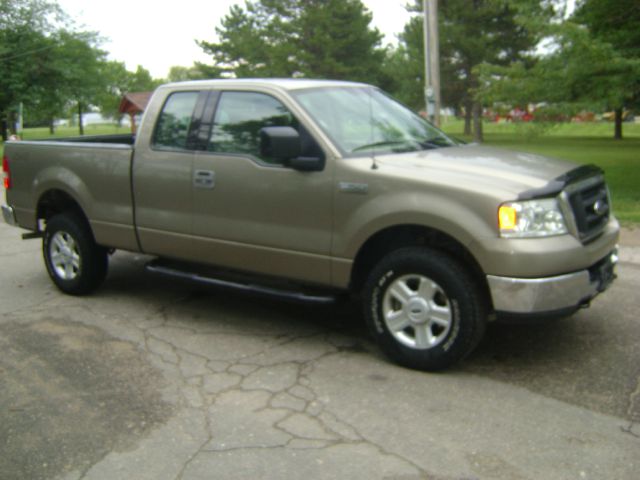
174, 435, 213, 480
620, 422, 640, 439
307, 405, 430, 475
200, 444, 291, 454
626, 372, 640, 422
620, 370, 640, 439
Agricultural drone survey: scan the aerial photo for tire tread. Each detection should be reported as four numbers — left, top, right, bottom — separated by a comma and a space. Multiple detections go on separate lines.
43, 213, 108, 295
363, 247, 486, 371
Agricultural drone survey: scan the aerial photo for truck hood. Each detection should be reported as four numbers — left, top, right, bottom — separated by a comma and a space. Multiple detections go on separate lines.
375, 144, 577, 197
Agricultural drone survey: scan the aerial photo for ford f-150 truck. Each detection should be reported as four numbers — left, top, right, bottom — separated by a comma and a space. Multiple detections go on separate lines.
2, 79, 619, 370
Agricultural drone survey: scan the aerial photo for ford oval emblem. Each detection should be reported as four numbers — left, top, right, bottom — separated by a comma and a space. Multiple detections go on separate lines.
593, 199, 607, 216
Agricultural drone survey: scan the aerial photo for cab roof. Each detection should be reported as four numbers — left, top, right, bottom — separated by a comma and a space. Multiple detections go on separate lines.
161, 78, 369, 92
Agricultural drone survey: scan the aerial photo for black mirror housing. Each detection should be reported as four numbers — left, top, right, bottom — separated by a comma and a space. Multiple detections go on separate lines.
260, 126, 301, 160
288, 156, 324, 172
260, 126, 324, 172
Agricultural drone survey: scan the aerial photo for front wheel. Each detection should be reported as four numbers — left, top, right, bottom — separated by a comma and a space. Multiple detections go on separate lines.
43, 213, 108, 295
363, 247, 486, 371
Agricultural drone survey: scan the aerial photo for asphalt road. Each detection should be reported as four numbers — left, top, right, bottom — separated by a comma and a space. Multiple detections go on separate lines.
0, 220, 638, 480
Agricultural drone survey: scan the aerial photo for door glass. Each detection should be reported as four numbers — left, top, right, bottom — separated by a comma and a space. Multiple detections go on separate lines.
208, 92, 299, 165
153, 91, 199, 150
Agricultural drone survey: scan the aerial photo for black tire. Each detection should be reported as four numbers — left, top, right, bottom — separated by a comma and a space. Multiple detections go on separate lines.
363, 247, 486, 371
43, 213, 108, 295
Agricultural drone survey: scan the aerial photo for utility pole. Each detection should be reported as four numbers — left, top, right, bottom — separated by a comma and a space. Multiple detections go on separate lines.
423, 0, 441, 127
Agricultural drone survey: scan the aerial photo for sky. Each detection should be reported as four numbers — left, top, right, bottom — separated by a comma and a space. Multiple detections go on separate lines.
56, 0, 414, 79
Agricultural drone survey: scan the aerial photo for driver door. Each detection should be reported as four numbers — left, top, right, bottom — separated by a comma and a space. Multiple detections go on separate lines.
190, 89, 334, 285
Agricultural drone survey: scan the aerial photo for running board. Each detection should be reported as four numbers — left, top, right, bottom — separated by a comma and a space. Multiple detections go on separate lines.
146, 262, 337, 305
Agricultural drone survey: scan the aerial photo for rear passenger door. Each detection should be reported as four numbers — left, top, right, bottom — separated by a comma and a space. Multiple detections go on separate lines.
190, 89, 334, 285
133, 89, 205, 257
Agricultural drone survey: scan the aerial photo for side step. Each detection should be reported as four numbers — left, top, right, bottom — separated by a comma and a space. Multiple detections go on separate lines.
146, 260, 338, 305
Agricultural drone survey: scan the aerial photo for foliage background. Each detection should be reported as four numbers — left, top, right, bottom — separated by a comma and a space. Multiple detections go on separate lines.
1, 0, 638, 222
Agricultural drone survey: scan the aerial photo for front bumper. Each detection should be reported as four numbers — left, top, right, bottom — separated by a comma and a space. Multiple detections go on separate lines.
2, 204, 17, 226
487, 249, 618, 315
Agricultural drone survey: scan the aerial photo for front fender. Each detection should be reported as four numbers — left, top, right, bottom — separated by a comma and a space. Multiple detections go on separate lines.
334, 190, 497, 260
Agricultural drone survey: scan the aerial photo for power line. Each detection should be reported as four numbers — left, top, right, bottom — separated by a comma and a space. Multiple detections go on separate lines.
0, 43, 59, 62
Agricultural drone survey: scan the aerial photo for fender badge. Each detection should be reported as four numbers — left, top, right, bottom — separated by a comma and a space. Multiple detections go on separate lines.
339, 182, 369, 194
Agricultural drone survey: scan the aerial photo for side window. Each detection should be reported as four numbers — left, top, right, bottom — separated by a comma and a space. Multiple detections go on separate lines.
153, 91, 199, 150
208, 92, 299, 165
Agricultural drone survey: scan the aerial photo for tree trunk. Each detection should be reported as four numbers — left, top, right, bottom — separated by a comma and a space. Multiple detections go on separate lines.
7, 111, 17, 135
49, 119, 55, 135
1, 117, 7, 142
464, 100, 472, 135
614, 108, 623, 140
78, 102, 84, 136
472, 101, 483, 143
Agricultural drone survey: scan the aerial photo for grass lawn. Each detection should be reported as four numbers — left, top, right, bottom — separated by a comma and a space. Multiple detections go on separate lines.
0, 124, 131, 158
2, 121, 639, 223
13, 124, 131, 141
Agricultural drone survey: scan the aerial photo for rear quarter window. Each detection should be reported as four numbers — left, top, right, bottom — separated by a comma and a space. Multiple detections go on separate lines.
152, 91, 199, 150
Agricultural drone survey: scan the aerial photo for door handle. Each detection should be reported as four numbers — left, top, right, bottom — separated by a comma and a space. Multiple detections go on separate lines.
194, 170, 215, 189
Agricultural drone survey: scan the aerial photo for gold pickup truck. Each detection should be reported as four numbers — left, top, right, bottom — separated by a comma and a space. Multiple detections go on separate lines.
2, 79, 619, 370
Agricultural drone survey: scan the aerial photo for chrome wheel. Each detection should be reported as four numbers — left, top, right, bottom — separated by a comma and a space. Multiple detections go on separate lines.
49, 231, 81, 280
382, 274, 452, 350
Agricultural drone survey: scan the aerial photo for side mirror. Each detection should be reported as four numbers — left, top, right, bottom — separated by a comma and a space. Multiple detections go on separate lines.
288, 156, 324, 172
260, 126, 301, 160
259, 126, 325, 172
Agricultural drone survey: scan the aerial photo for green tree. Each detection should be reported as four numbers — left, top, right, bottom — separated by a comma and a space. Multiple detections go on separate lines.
294, 0, 385, 82
52, 30, 107, 135
198, 0, 385, 83
574, 0, 640, 138
167, 65, 207, 82
386, 0, 554, 141
96, 63, 161, 123
127, 65, 162, 92
0, 0, 114, 138
477, 0, 640, 139
95, 61, 131, 122
0, 0, 62, 139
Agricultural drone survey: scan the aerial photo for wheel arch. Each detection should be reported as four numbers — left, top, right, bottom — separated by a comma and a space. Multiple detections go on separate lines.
37, 189, 93, 236
350, 224, 491, 309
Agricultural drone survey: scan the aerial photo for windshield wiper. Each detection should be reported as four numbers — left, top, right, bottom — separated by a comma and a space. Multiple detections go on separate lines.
417, 141, 445, 149
351, 140, 419, 153
352, 138, 453, 154
418, 137, 454, 149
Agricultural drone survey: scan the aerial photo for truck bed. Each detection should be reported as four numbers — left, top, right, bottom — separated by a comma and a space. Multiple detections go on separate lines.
44, 133, 135, 145
3, 136, 138, 251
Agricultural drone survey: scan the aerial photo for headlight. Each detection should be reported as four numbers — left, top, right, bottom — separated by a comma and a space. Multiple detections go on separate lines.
498, 198, 568, 238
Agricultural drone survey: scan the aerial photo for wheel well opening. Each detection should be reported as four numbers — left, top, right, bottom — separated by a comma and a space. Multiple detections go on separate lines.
37, 190, 88, 229
350, 225, 491, 307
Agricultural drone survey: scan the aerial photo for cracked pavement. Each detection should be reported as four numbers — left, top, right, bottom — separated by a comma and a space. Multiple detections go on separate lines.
0, 220, 638, 480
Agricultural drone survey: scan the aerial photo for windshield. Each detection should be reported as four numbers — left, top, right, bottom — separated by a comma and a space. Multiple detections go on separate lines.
292, 86, 457, 157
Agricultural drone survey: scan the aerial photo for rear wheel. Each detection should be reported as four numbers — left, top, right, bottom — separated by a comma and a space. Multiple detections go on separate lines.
43, 213, 108, 295
363, 247, 486, 371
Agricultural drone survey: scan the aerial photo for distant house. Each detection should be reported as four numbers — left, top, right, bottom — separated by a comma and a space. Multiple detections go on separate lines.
118, 92, 153, 133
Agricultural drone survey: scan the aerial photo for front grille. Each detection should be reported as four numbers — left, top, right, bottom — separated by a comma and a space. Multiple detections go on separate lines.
567, 178, 610, 243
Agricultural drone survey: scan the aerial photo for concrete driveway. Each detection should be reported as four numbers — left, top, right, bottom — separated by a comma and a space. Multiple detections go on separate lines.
0, 220, 638, 480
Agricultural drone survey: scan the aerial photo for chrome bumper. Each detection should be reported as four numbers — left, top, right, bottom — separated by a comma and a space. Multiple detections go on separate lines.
487, 249, 618, 314
2, 204, 17, 226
